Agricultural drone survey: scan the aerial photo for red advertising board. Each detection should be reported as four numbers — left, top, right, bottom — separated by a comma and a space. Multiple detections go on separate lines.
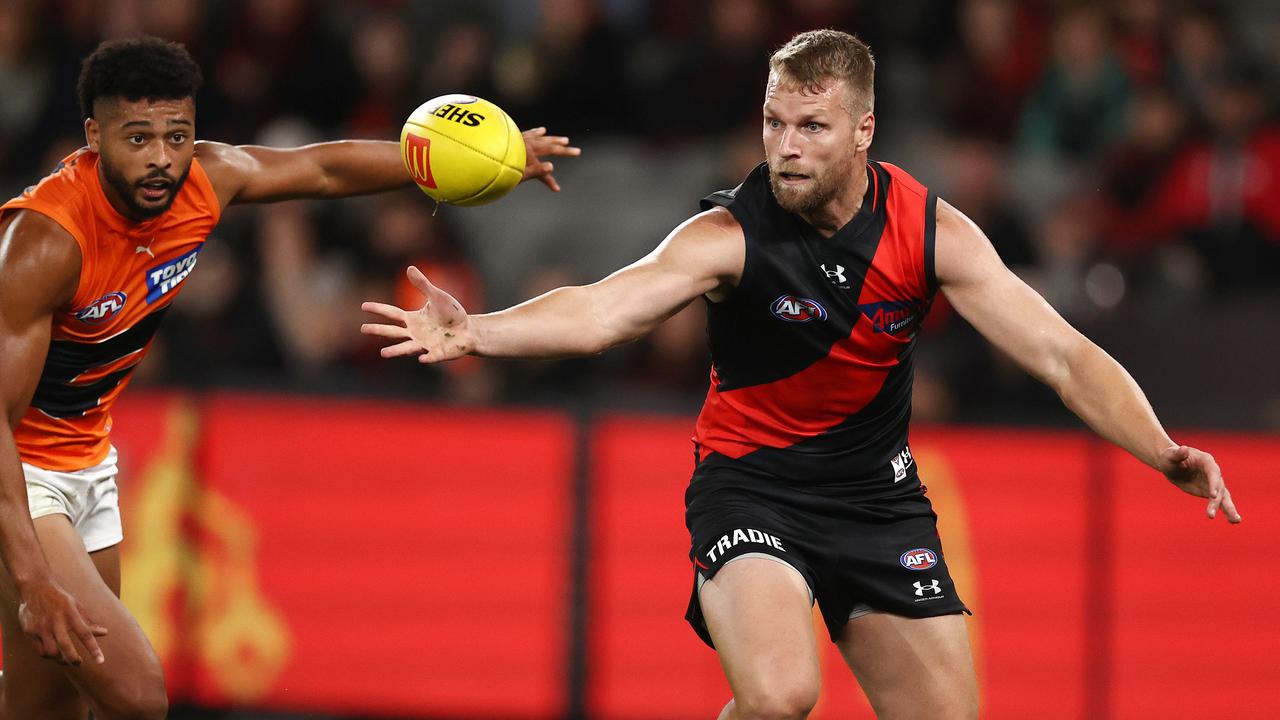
115, 392, 575, 718
5, 393, 1275, 719
1106, 433, 1280, 720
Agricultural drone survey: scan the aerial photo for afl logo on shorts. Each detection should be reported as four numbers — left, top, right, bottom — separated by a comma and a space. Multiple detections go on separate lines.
75, 291, 127, 324
900, 548, 938, 571
771, 295, 827, 323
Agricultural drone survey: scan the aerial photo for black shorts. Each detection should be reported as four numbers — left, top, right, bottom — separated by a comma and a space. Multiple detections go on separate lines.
684, 474, 970, 647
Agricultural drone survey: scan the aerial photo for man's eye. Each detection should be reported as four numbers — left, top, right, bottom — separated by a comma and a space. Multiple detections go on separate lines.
806, 123, 822, 132
767, 119, 781, 129
171, 134, 186, 143
129, 135, 145, 144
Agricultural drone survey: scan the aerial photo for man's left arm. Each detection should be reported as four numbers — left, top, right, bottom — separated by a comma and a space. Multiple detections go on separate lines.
197, 128, 579, 206
934, 199, 1241, 523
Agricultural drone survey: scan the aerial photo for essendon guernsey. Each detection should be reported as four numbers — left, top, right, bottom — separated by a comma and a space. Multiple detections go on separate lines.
693, 161, 937, 498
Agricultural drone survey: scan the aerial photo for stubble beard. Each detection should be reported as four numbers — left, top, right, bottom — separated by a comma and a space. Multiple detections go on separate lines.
768, 151, 857, 215
100, 155, 191, 221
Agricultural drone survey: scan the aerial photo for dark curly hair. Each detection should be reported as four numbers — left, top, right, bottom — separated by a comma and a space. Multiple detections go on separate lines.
77, 36, 203, 120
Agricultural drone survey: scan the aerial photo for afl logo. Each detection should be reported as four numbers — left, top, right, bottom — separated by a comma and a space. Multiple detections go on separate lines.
75, 291, 127, 324
771, 295, 827, 323
900, 548, 938, 571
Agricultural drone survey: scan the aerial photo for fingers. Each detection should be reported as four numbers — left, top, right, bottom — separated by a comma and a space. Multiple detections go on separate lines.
1216, 487, 1242, 524
360, 301, 406, 323
535, 138, 581, 157
380, 340, 425, 358
361, 322, 409, 340
1205, 481, 1243, 523
523, 127, 581, 154
36, 632, 59, 661
53, 623, 82, 666
406, 265, 435, 296
538, 164, 561, 192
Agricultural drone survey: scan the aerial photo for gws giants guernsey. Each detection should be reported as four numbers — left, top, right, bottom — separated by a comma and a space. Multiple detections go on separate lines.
694, 161, 937, 497
1, 148, 220, 471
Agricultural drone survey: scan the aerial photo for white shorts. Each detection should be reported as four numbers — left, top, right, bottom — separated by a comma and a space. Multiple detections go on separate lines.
23, 446, 123, 553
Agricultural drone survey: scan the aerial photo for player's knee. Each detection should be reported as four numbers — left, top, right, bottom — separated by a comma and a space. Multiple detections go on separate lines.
734, 676, 819, 720
101, 687, 168, 720
96, 665, 168, 720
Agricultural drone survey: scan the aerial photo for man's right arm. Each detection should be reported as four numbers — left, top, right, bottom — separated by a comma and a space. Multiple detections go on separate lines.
0, 210, 107, 664
362, 207, 745, 362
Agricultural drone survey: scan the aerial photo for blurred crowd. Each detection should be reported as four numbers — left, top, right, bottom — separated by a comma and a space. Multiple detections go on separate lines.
2, 0, 1278, 427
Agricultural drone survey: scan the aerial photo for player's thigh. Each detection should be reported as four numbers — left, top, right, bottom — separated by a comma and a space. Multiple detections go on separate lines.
836, 611, 976, 720
90, 543, 122, 597
0, 581, 87, 720
699, 557, 821, 715
16, 515, 165, 718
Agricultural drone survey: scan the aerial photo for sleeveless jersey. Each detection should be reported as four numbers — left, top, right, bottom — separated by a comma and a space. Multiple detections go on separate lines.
693, 161, 937, 497
1, 148, 221, 471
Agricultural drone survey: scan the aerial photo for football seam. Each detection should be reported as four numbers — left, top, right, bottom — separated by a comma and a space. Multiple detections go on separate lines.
456, 165, 520, 205
404, 119, 524, 172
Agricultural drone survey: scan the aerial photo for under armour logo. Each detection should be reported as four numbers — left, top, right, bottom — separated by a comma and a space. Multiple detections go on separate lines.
913, 580, 941, 597
821, 263, 846, 284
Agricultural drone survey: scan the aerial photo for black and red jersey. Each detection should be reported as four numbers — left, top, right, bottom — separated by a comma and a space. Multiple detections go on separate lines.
693, 160, 937, 498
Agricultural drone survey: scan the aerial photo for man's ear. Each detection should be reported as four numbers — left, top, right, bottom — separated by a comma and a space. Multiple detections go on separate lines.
856, 112, 875, 154
85, 117, 100, 153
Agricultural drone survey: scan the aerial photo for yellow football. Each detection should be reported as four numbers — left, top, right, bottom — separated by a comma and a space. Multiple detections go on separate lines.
400, 94, 525, 207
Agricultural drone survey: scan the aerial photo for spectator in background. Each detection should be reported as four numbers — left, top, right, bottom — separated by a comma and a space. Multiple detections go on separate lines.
646, 0, 774, 141
1017, 2, 1131, 163
1136, 61, 1280, 294
257, 190, 499, 402
497, 0, 630, 137
346, 12, 418, 139
198, 0, 345, 142
0, 0, 57, 189
1165, 1, 1235, 126
940, 0, 1045, 144
1113, 0, 1167, 86
419, 19, 500, 102
940, 138, 1035, 269
1098, 85, 1191, 263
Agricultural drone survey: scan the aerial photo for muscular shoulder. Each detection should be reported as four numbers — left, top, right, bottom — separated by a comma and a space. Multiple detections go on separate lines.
934, 198, 1006, 288
662, 206, 745, 301
194, 141, 254, 207
698, 205, 743, 234
0, 210, 81, 314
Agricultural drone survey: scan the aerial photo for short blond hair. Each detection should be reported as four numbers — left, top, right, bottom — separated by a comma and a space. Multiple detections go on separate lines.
769, 29, 875, 115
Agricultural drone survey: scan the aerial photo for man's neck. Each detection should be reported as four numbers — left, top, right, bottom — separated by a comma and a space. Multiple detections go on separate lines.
798, 160, 869, 237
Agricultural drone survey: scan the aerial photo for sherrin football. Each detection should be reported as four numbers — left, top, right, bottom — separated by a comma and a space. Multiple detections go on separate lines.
400, 94, 525, 207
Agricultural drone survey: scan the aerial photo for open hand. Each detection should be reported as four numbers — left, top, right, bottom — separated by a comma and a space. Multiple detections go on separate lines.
19, 579, 108, 666
361, 266, 474, 364
1157, 445, 1241, 523
520, 127, 581, 192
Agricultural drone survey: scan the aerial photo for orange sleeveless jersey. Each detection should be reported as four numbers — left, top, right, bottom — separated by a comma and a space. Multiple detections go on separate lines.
1, 148, 221, 471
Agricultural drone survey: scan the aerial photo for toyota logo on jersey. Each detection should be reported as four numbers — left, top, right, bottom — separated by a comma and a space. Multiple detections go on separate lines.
900, 548, 938, 571
771, 295, 827, 323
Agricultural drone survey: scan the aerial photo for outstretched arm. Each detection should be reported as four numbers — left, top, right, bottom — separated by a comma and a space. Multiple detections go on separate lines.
934, 199, 1241, 523
197, 128, 580, 206
361, 207, 744, 361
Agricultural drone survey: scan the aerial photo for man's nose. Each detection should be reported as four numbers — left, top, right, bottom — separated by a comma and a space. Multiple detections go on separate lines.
146, 142, 172, 170
777, 127, 801, 158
